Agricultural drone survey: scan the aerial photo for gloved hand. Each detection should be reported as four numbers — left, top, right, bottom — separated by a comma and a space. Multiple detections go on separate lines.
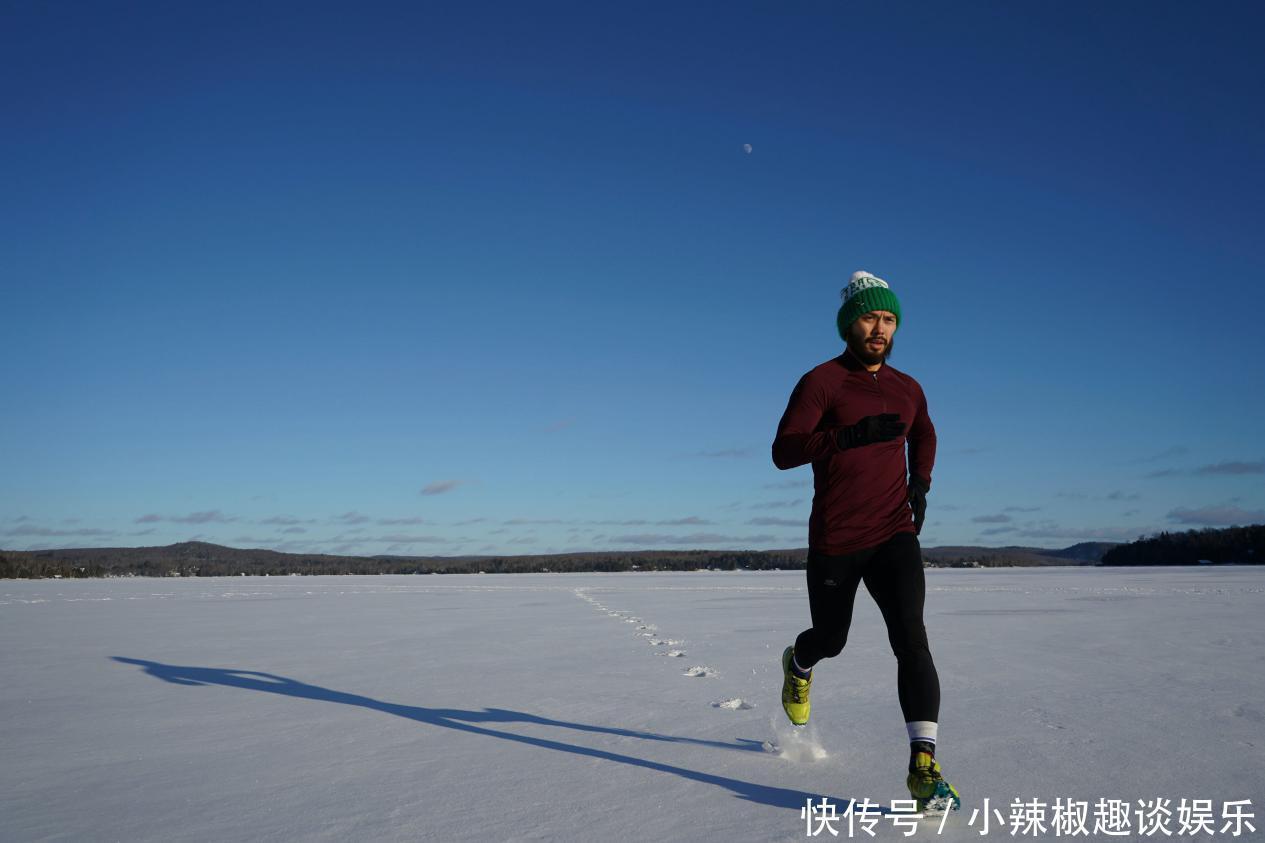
908, 476, 929, 535
835, 413, 906, 450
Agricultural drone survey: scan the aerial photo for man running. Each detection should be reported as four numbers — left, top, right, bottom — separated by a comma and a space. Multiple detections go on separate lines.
771, 270, 959, 812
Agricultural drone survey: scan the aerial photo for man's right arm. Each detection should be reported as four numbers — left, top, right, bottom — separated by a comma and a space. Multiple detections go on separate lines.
771, 374, 837, 470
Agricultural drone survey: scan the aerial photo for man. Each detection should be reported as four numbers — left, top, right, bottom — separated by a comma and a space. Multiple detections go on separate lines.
771, 270, 958, 812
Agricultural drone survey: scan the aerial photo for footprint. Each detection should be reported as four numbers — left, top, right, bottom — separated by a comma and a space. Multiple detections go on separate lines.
656, 650, 687, 658
1234, 704, 1264, 723
1023, 706, 1066, 730
712, 698, 754, 711
683, 666, 718, 678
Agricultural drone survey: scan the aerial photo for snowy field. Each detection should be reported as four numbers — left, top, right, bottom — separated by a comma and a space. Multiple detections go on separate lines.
2, 567, 1262, 842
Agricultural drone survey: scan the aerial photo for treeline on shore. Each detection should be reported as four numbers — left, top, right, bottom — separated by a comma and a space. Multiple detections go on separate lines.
1100, 524, 1263, 566
2, 527, 1259, 578
0, 542, 812, 579
0, 542, 1044, 579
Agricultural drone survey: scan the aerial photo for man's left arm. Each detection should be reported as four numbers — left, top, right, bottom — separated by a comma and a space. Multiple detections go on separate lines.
906, 384, 936, 534
906, 381, 936, 490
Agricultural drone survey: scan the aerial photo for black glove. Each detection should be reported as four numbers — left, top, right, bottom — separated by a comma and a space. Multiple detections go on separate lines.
908, 476, 929, 536
835, 413, 906, 450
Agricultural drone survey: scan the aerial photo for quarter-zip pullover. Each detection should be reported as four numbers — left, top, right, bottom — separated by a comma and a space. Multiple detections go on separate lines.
772, 349, 936, 555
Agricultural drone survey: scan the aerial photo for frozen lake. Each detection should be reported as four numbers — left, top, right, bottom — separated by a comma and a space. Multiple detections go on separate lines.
3, 567, 1262, 841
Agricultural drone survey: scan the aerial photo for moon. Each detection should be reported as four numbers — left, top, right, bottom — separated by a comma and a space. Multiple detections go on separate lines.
743, 143, 753, 154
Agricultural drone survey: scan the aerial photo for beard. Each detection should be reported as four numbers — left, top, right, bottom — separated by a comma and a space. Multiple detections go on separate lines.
847, 334, 894, 365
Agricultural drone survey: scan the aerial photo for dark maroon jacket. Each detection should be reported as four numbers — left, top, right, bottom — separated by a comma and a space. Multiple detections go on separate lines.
772, 349, 936, 555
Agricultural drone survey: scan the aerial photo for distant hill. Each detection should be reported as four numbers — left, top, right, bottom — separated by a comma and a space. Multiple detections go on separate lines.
919, 541, 1119, 568
0, 538, 1124, 578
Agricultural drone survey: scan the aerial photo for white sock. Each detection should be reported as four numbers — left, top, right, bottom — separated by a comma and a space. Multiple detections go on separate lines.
792, 654, 812, 676
906, 721, 938, 747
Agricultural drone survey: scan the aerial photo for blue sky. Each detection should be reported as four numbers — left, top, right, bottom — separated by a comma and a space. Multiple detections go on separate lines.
4, 1, 1264, 557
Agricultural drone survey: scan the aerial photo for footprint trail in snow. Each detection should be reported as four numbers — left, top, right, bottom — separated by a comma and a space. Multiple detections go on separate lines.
572, 589, 693, 662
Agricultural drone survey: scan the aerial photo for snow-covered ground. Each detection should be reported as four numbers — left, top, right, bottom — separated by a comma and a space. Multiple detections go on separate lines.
2, 567, 1262, 841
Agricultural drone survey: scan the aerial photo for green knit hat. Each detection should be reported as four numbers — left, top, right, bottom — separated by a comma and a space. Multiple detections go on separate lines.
836, 270, 902, 340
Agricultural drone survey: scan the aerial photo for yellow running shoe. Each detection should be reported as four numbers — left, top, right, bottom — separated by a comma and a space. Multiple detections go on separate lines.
906, 750, 961, 813
780, 646, 811, 725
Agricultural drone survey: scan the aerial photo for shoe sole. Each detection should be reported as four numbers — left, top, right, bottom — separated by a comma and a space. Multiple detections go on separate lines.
915, 782, 961, 814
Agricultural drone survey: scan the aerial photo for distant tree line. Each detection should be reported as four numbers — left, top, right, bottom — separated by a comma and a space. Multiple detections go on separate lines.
0, 542, 813, 579
12, 530, 1247, 579
1100, 525, 1263, 566
924, 556, 1014, 568
0, 556, 109, 579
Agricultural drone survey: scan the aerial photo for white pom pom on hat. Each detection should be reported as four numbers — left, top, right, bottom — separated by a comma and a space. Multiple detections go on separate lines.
841, 270, 890, 303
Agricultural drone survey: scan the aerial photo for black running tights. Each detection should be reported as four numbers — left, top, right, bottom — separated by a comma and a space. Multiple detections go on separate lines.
793, 530, 940, 724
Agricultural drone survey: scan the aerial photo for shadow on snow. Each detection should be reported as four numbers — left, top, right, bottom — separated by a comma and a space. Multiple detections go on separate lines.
112, 656, 869, 813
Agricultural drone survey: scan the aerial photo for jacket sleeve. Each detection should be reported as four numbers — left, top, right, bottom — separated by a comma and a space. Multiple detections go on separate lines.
906, 381, 936, 490
772, 373, 840, 470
